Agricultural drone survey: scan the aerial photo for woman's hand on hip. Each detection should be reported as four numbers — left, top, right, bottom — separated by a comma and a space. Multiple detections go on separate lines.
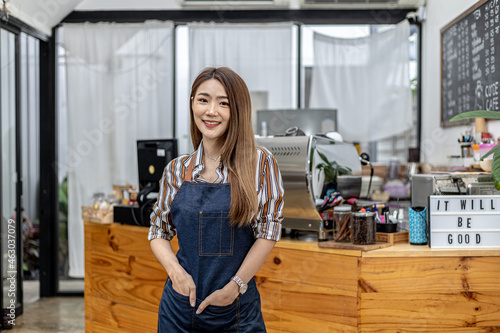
196, 281, 239, 314
169, 266, 197, 307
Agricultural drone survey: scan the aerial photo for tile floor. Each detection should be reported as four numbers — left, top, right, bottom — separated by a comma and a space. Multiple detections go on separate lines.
5, 280, 85, 332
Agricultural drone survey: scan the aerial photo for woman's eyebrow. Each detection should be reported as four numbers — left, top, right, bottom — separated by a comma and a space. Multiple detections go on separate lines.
196, 92, 228, 99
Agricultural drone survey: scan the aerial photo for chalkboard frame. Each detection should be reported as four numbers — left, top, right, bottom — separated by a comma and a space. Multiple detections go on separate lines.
440, 0, 491, 128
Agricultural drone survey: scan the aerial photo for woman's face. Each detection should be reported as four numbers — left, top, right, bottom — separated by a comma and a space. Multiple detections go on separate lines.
192, 79, 231, 144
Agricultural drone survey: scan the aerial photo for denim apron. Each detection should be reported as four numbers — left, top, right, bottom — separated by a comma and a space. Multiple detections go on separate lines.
157, 157, 266, 332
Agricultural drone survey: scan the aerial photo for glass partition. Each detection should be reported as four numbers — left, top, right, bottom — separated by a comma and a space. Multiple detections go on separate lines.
20, 32, 41, 303
1, 28, 22, 326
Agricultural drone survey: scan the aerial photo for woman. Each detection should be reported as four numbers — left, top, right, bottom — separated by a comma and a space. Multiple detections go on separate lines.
148, 67, 284, 332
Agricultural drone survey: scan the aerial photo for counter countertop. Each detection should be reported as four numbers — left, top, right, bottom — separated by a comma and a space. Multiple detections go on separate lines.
277, 233, 500, 257
87, 221, 500, 258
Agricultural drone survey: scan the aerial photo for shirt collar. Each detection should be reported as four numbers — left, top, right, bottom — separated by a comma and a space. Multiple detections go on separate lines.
192, 140, 225, 183
194, 141, 205, 168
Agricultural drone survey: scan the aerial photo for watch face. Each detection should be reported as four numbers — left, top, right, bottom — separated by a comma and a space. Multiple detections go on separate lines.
240, 284, 248, 294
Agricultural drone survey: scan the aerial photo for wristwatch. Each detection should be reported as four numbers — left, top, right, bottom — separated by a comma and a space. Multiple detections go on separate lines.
231, 275, 248, 295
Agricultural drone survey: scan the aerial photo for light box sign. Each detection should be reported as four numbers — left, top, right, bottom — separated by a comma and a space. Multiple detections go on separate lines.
429, 195, 500, 249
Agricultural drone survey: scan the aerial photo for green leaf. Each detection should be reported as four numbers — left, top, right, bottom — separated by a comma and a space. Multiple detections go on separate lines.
337, 166, 352, 175
316, 163, 327, 181
317, 151, 330, 164
495, 178, 500, 191
325, 169, 331, 182
492, 153, 500, 190
480, 144, 500, 160
314, 148, 352, 183
315, 163, 326, 170
450, 110, 500, 122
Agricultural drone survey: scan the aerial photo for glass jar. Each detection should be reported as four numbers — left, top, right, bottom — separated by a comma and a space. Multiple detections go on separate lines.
333, 205, 352, 242
351, 212, 376, 245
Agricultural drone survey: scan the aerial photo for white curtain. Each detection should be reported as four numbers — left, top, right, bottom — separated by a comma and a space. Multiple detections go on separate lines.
310, 21, 412, 142
179, 22, 294, 153
20, 33, 40, 224
62, 21, 174, 277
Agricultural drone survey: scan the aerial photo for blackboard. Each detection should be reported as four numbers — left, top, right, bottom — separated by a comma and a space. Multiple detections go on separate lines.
441, 0, 500, 127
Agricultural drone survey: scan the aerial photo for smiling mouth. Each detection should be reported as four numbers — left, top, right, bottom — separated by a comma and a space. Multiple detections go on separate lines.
203, 120, 221, 127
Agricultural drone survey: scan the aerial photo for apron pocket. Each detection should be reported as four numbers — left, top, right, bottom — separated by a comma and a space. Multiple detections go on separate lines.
199, 211, 234, 256
203, 299, 238, 316
166, 278, 191, 304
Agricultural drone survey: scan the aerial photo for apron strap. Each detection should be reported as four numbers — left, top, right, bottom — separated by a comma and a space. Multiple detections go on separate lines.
182, 151, 232, 183
183, 154, 196, 182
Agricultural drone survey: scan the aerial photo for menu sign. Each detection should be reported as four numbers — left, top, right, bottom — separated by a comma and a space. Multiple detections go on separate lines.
441, 0, 500, 127
429, 195, 500, 248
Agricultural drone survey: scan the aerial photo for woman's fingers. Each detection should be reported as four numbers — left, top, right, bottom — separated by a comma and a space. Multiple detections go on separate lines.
171, 269, 197, 307
196, 285, 238, 314
189, 286, 196, 307
196, 295, 211, 314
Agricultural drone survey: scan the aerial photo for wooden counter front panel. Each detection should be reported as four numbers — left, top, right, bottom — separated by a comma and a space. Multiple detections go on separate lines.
87, 250, 166, 312
257, 247, 359, 292
255, 247, 358, 332
358, 256, 500, 332
359, 292, 500, 329
359, 256, 500, 293
85, 222, 171, 332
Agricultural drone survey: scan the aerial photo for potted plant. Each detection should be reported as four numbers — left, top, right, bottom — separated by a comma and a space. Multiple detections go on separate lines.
21, 213, 39, 280
450, 110, 500, 189
316, 151, 352, 198
59, 176, 69, 278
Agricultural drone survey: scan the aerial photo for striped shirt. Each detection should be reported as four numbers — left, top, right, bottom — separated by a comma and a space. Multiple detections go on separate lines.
148, 141, 284, 242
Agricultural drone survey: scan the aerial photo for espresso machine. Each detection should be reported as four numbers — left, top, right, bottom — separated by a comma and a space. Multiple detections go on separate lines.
255, 135, 362, 241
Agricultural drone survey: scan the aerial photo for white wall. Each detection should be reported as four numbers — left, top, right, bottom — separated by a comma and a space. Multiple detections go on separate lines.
421, 0, 497, 165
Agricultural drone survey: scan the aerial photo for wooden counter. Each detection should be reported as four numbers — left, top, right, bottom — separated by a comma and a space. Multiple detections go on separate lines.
84, 221, 500, 332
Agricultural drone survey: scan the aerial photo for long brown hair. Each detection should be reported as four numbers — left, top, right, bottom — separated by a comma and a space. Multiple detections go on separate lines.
190, 67, 258, 227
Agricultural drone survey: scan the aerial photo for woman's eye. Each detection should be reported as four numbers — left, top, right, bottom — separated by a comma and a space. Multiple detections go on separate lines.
220, 101, 229, 107
198, 98, 208, 103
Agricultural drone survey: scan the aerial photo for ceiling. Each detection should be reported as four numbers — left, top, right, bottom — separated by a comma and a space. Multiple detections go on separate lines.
8, 0, 82, 35
7, 0, 425, 36
8, 0, 183, 35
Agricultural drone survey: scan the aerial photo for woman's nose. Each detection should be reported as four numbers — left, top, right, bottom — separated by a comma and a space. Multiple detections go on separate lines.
206, 103, 218, 115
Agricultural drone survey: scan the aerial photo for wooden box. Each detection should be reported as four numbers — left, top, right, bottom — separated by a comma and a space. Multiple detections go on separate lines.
376, 231, 409, 245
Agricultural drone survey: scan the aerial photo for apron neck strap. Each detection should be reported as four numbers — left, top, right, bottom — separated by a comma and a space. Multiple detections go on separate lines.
183, 155, 196, 182
183, 151, 232, 183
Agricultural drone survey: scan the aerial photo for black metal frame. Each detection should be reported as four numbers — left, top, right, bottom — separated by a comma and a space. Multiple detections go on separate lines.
2, 15, 49, 42
62, 9, 412, 25
1, 9, 62, 301
416, 21, 422, 162
297, 24, 302, 108
14, 26, 24, 316
173, 24, 177, 138
0, 25, 3, 333
0, 12, 49, 325
39, 29, 59, 297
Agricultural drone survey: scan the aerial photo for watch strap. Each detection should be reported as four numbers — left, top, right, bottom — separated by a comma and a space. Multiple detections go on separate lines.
231, 275, 244, 287
231, 275, 247, 294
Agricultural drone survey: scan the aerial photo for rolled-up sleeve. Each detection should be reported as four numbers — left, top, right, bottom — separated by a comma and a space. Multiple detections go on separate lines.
148, 160, 177, 241
254, 149, 284, 241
